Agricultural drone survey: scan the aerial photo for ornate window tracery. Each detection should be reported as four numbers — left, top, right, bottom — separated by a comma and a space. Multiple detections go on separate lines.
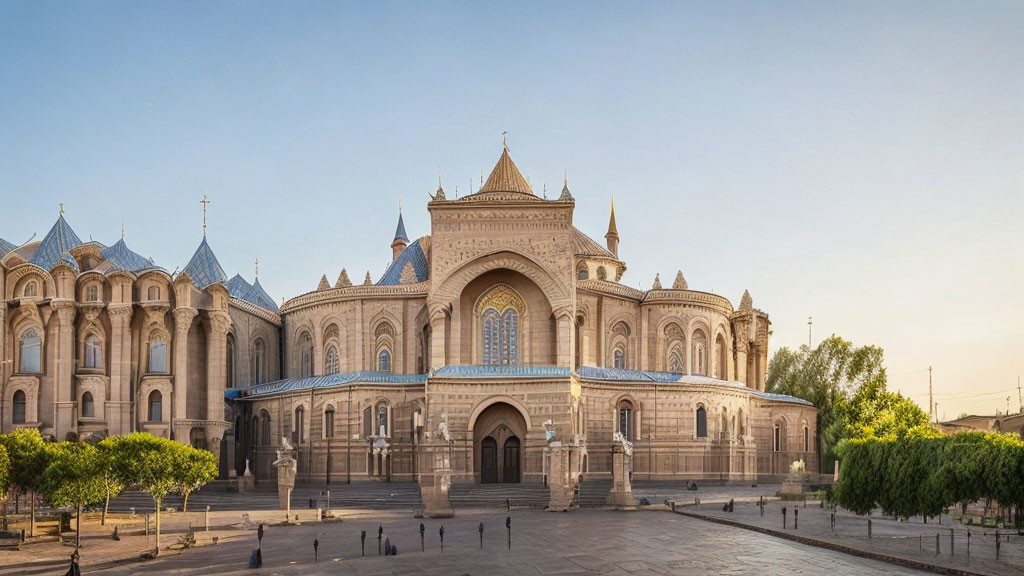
613, 347, 625, 369
85, 334, 102, 369
668, 345, 683, 372
86, 285, 99, 302
476, 285, 524, 365
378, 348, 391, 372
23, 281, 38, 298
325, 345, 339, 375
19, 328, 41, 373
298, 331, 313, 378
617, 399, 634, 441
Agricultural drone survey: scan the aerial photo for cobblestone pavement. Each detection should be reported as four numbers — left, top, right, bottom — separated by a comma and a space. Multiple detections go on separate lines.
61, 509, 929, 576
678, 499, 1024, 576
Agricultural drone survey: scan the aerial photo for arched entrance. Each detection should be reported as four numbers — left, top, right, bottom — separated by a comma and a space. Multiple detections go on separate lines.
473, 402, 527, 484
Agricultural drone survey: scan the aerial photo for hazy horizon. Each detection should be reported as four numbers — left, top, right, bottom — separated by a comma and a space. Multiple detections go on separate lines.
2, 2, 1021, 419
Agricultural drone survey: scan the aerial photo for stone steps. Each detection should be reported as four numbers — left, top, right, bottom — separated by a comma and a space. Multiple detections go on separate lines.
449, 483, 550, 509
576, 479, 613, 508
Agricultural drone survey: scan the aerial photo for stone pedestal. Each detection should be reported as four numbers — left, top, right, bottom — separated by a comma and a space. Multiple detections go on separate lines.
607, 443, 637, 509
274, 452, 297, 514
780, 472, 811, 496
420, 445, 454, 518
545, 441, 581, 512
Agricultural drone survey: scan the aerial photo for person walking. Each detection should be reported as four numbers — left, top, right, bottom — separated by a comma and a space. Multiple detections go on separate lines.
64, 549, 81, 576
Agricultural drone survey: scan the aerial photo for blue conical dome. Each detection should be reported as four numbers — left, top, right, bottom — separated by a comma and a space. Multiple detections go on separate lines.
31, 214, 83, 270
181, 237, 228, 289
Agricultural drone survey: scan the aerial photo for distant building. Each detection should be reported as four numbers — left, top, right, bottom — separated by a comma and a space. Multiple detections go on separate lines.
938, 413, 1024, 436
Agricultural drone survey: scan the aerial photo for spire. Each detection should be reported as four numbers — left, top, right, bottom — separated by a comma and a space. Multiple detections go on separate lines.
317, 274, 330, 291
31, 212, 83, 271
363, 271, 373, 285
652, 273, 662, 290
478, 147, 533, 195
672, 270, 688, 290
432, 167, 446, 201
393, 203, 409, 243
558, 170, 573, 201
335, 268, 352, 288
200, 194, 211, 237
121, 218, 126, 240
605, 198, 619, 258
254, 258, 259, 279
181, 237, 228, 289
739, 289, 753, 311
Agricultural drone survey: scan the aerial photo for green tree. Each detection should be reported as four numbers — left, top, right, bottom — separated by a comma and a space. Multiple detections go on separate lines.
0, 443, 10, 503
0, 429, 52, 536
108, 433, 181, 555
39, 441, 106, 548
172, 444, 217, 512
96, 436, 130, 526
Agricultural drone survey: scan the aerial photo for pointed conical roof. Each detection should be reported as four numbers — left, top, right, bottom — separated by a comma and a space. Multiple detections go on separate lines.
244, 278, 278, 311
652, 273, 662, 290
393, 211, 409, 244
32, 214, 83, 270
0, 237, 16, 257
478, 148, 533, 195
739, 289, 753, 311
101, 239, 154, 272
181, 237, 228, 289
335, 268, 352, 288
605, 198, 618, 237
672, 270, 688, 290
317, 275, 330, 291
226, 274, 252, 298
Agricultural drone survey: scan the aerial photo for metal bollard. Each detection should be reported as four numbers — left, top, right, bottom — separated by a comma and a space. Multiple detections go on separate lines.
440, 525, 445, 554
967, 530, 970, 556
782, 507, 787, 529
360, 530, 366, 556
205, 506, 210, 532
830, 509, 836, 531
868, 518, 872, 539
935, 532, 940, 555
506, 516, 512, 550
950, 528, 954, 555
420, 523, 425, 552
794, 509, 798, 530
378, 525, 383, 556
479, 522, 484, 549
996, 530, 1000, 560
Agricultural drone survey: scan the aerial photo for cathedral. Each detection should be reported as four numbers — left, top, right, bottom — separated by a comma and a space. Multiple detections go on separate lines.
0, 145, 817, 489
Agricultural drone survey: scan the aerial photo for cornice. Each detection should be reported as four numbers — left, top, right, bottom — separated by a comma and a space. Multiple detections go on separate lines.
229, 297, 282, 326
281, 282, 429, 315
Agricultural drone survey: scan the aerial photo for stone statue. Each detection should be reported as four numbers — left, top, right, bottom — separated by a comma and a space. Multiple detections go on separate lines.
438, 420, 451, 443
243, 458, 252, 477
281, 436, 294, 451
612, 431, 634, 457
789, 459, 806, 474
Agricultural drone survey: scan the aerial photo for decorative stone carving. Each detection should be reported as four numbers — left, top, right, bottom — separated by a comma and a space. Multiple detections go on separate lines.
335, 268, 352, 288
363, 271, 372, 285
317, 275, 330, 291
672, 270, 688, 290
652, 274, 662, 290
399, 262, 417, 284
739, 290, 753, 311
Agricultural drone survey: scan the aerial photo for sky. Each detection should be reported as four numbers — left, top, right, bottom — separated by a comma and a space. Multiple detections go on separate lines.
1, 2, 1022, 419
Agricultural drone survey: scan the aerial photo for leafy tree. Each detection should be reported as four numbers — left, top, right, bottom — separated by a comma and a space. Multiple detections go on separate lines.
39, 441, 106, 548
0, 443, 10, 501
0, 429, 52, 536
172, 443, 217, 512
108, 433, 182, 555
96, 436, 130, 525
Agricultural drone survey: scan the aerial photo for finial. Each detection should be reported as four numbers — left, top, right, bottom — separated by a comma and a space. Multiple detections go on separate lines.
543, 183, 547, 198
59, 202, 64, 215
470, 178, 474, 194
200, 194, 211, 237
255, 258, 259, 279
564, 170, 567, 187
438, 167, 442, 189
121, 218, 126, 240
502, 130, 508, 149
398, 195, 402, 213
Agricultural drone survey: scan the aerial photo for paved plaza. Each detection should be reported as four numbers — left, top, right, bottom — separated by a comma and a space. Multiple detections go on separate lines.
24, 509, 931, 576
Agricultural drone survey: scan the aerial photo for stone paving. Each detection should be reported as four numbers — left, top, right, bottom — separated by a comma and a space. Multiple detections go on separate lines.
11, 508, 930, 576
676, 498, 1024, 576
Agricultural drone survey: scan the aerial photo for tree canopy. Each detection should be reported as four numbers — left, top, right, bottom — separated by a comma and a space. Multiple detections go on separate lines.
39, 440, 106, 509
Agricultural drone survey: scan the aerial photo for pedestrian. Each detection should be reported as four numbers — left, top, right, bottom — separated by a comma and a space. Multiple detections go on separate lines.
257, 523, 264, 547
65, 549, 81, 576
384, 537, 391, 556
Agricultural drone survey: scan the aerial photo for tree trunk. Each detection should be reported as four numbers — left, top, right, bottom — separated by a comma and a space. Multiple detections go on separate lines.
154, 495, 161, 557
182, 491, 190, 513
76, 503, 82, 549
29, 491, 35, 537
102, 490, 109, 526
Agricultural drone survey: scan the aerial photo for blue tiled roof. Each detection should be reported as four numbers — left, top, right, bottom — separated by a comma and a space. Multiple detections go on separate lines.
377, 239, 428, 285
244, 278, 278, 311
31, 215, 82, 271
0, 238, 16, 256
231, 370, 427, 399
432, 365, 571, 378
752, 391, 814, 407
101, 239, 155, 272
579, 366, 684, 383
226, 274, 252, 298
181, 237, 228, 289
394, 212, 409, 243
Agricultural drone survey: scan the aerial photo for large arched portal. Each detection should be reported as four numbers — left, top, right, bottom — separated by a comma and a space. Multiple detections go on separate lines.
473, 402, 527, 484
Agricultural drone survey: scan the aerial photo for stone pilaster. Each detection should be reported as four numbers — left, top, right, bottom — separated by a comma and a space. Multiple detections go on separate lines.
52, 301, 77, 438
555, 309, 573, 369
172, 307, 197, 428
429, 307, 446, 371
107, 305, 133, 435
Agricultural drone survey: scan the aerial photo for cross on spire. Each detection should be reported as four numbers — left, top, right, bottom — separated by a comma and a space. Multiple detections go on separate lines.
502, 131, 508, 149
121, 218, 126, 240
255, 258, 259, 279
59, 202, 64, 215
200, 195, 210, 237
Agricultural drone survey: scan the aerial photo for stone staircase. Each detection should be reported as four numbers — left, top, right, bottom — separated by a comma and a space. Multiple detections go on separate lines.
449, 483, 551, 509
575, 478, 613, 508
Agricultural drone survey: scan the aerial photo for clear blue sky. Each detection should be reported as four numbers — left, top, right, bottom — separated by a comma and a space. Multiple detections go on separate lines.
2, 2, 1022, 417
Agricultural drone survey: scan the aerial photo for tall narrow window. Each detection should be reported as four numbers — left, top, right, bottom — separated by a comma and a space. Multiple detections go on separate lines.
477, 285, 523, 366
294, 406, 305, 444
773, 424, 782, 452
19, 328, 41, 373
253, 339, 265, 383
803, 425, 809, 452
86, 285, 98, 302
617, 400, 634, 441
325, 407, 335, 438
23, 281, 37, 298
299, 332, 313, 378
147, 286, 160, 301
325, 345, 339, 375
613, 347, 625, 369
378, 349, 391, 372
597, 267, 607, 280
149, 340, 167, 373
376, 403, 389, 436
668, 346, 683, 373
85, 335, 102, 368
148, 390, 162, 422
260, 410, 271, 445
13, 390, 26, 424
696, 406, 707, 438
81, 391, 95, 418
226, 336, 235, 388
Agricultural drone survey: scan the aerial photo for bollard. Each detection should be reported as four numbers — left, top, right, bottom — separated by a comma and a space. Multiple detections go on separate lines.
420, 523, 425, 552
950, 528, 954, 556
830, 509, 836, 531
967, 530, 970, 556
919, 534, 922, 551
314, 537, 319, 562
205, 506, 210, 532
440, 526, 445, 554
479, 522, 484, 549
794, 509, 798, 530
378, 525, 383, 556
326, 490, 330, 515
868, 518, 872, 539
782, 507, 787, 529
506, 516, 511, 550
996, 530, 1000, 560
935, 532, 940, 555
360, 530, 366, 557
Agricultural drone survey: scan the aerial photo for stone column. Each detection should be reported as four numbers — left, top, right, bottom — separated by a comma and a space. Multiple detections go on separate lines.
107, 305, 133, 435
735, 338, 748, 387
52, 301, 77, 439
606, 443, 637, 509
556, 311, 573, 369
429, 308, 446, 371
205, 312, 231, 422
545, 441, 576, 511
172, 308, 197, 425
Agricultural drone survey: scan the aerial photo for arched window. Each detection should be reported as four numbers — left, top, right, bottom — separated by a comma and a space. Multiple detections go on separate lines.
85, 335, 102, 369
617, 399, 634, 441
147, 285, 160, 301
325, 345, 340, 375
477, 285, 524, 366
597, 267, 607, 281
226, 335, 235, 388
253, 338, 266, 384
803, 423, 809, 452
81, 391, 95, 418
148, 390, 162, 422
715, 334, 728, 379
378, 348, 391, 372
577, 265, 589, 280
773, 423, 782, 452
85, 285, 99, 302
668, 346, 683, 372
298, 332, 313, 378
324, 407, 336, 438
696, 405, 707, 438
149, 337, 168, 374
691, 328, 708, 376
260, 410, 271, 445
613, 347, 625, 369
23, 281, 37, 298
376, 402, 389, 436
19, 328, 41, 373
12, 390, 26, 424
294, 405, 305, 444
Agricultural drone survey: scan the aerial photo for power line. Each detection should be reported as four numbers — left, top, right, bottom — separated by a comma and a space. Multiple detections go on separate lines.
889, 368, 931, 377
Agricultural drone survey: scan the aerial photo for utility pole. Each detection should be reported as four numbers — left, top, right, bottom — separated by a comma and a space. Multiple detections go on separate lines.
928, 366, 933, 421
934, 402, 939, 425
807, 317, 813, 349
1018, 377, 1022, 414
